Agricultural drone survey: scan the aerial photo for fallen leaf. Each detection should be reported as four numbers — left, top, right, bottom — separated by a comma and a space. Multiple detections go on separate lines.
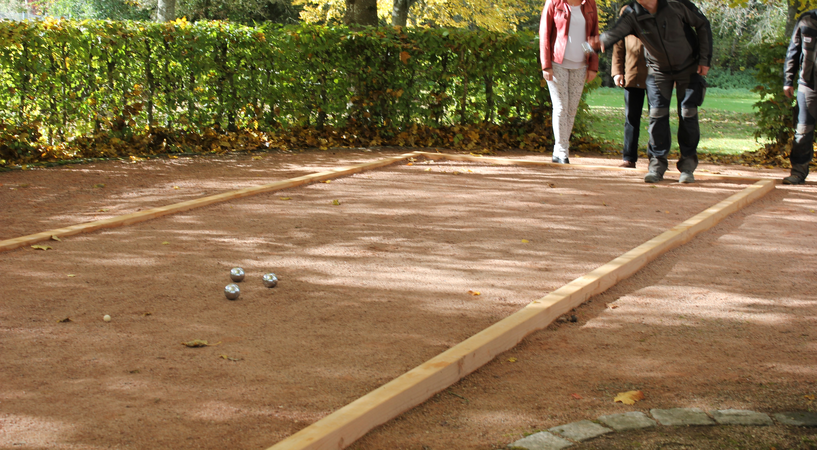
614, 390, 645, 405
181, 340, 221, 348
407, 163, 413, 166
547, 182, 556, 188
97, 208, 108, 212
571, 393, 583, 400
425, 168, 431, 172
508, 357, 517, 363
220, 354, 242, 361
321, 180, 331, 183
31, 245, 52, 250
143, 312, 153, 317
169, 155, 179, 159
67, 274, 75, 277
129, 369, 141, 374
332, 199, 340, 205
468, 290, 481, 296
607, 303, 619, 309
51, 235, 61, 241
93, 183, 105, 188
161, 241, 170, 245
252, 156, 262, 160
57, 317, 72, 323
602, 202, 607, 206
521, 239, 530, 243
279, 197, 292, 200
173, 186, 180, 190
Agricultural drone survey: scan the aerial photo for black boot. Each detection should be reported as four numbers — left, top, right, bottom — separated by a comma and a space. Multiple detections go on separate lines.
783, 162, 810, 185
644, 156, 668, 183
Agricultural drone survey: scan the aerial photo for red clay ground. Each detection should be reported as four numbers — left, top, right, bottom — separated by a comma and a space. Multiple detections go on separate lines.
0, 149, 815, 450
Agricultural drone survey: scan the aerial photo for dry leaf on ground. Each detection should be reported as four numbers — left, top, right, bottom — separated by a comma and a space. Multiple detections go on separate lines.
181, 340, 221, 348
614, 390, 645, 405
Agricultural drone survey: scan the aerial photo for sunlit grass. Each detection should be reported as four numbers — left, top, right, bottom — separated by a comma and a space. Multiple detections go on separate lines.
584, 87, 765, 156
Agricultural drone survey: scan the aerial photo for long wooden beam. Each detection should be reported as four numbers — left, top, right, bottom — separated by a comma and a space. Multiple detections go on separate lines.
416, 151, 779, 183
266, 179, 775, 450
0, 151, 423, 253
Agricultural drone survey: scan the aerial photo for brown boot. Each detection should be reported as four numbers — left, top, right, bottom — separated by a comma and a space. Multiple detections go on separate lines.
618, 160, 636, 168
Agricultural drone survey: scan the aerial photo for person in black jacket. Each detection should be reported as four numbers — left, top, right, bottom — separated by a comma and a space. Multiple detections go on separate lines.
783, 10, 817, 185
589, 0, 712, 184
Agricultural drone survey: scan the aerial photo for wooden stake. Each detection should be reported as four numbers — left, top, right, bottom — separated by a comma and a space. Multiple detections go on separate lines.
0, 152, 422, 253
265, 179, 774, 450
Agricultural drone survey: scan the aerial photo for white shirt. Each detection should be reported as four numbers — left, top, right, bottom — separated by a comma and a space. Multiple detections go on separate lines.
561, 5, 587, 69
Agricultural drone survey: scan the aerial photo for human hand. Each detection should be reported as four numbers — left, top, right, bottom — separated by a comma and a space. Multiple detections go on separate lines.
784, 86, 794, 98
586, 70, 597, 83
588, 35, 604, 53
613, 74, 624, 87
697, 65, 709, 76
542, 68, 554, 81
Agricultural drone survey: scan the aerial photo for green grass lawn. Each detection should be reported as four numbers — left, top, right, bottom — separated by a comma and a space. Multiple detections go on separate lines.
582, 87, 764, 156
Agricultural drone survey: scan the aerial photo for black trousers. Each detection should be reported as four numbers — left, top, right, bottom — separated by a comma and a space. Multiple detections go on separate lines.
793, 85, 817, 165
645, 66, 706, 173
623, 87, 647, 163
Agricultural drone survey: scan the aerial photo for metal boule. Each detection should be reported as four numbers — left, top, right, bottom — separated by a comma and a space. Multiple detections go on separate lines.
230, 267, 245, 282
262, 273, 278, 288
224, 283, 240, 300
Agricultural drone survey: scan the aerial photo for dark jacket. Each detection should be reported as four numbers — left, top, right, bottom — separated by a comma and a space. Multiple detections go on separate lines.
611, 6, 648, 88
600, 0, 712, 75
785, 10, 817, 89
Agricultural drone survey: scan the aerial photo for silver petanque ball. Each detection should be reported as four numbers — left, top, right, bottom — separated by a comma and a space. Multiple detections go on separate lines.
224, 283, 241, 300
262, 273, 278, 288
230, 267, 245, 282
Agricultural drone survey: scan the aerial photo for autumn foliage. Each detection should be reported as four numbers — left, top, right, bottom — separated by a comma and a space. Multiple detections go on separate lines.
0, 19, 602, 167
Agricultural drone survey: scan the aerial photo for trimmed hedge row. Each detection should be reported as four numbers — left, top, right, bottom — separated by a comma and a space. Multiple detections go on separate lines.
0, 19, 573, 164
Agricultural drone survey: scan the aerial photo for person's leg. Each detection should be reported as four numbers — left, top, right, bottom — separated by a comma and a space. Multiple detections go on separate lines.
622, 87, 646, 165
559, 67, 587, 161
786, 85, 816, 184
645, 71, 672, 182
546, 64, 571, 162
676, 70, 704, 181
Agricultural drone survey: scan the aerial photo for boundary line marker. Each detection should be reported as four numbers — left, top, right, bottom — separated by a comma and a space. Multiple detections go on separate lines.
264, 157, 775, 450
0, 151, 422, 253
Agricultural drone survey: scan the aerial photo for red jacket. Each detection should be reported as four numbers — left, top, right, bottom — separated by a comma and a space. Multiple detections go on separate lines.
539, 0, 599, 72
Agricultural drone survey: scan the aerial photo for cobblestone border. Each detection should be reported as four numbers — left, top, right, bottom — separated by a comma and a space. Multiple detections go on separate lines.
508, 409, 817, 449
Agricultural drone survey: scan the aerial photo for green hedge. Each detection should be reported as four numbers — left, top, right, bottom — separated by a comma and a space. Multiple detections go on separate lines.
0, 19, 576, 165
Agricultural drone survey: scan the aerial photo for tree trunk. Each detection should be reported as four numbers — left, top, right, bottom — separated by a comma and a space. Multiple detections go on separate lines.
786, 0, 801, 37
157, 0, 176, 22
345, 0, 378, 26
391, 0, 415, 26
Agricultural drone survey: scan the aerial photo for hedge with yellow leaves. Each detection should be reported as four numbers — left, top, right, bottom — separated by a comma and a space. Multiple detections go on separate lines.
0, 19, 601, 166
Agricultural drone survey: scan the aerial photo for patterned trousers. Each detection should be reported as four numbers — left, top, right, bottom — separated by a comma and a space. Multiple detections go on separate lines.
546, 63, 587, 159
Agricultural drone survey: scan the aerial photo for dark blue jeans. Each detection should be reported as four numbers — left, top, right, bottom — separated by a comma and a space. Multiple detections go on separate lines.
645, 66, 706, 173
623, 87, 647, 163
792, 85, 817, 165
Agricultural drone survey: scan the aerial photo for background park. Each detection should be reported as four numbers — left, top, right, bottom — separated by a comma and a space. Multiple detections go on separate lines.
0, 1, 816, 450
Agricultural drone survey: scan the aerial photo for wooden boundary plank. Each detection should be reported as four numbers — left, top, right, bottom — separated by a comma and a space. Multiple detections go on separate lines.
266, 178, 775, 450
0, 151, 422, 253
416, 151, 780, 183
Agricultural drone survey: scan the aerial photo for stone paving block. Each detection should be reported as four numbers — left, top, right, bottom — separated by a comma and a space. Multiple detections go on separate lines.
711, 409, 773, 426
774, 412, 817, 427
650, 408, 715, 426
549, 419, 612, 442
508, 431, 573, 450
598, 411, 657, 431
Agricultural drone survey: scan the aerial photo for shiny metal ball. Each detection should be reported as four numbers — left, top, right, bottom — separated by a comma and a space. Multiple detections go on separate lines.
230, 267, 245, 282
224, 283, 240, 300
262, 273, 278, 288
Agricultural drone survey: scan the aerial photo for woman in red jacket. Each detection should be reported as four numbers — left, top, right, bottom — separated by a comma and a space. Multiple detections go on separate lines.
540, 0, 599, 164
